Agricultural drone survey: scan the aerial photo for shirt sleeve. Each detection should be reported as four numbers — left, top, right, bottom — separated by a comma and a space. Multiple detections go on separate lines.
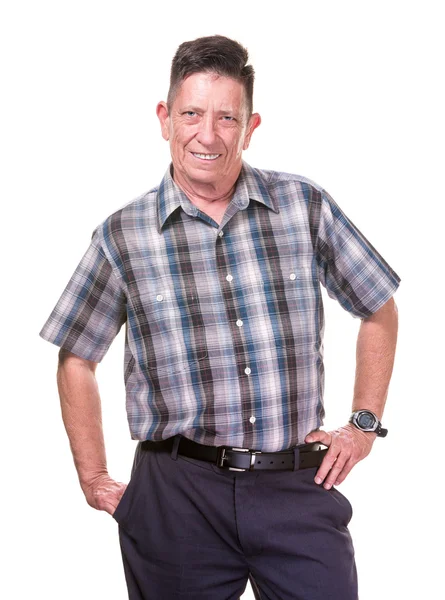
39, 233, 127, 362
315, 190, 401, 318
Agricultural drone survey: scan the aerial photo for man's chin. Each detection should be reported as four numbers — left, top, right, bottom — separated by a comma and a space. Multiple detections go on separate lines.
184, 166, 222, 186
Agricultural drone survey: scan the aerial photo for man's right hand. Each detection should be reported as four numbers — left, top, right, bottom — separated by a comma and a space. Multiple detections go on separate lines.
81, 474, 128, 516
57, 351, 127, 518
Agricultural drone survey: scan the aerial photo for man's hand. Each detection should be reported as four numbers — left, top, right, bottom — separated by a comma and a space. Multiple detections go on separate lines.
81, 474, 128, 516
305, 424, 376, 489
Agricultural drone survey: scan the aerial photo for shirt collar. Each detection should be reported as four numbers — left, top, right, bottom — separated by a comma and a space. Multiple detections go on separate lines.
156, 161, 279, 233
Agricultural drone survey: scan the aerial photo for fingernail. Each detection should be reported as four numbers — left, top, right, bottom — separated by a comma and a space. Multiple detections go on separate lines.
324, 483, 332, 490
315, 476, 322, 485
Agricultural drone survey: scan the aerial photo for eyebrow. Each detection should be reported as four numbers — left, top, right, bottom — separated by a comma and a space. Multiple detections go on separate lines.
180, 105, 202, 113
180, 105, 241, 116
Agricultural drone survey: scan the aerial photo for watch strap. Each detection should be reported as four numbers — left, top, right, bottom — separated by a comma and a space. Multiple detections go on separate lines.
376, 423, 388, 438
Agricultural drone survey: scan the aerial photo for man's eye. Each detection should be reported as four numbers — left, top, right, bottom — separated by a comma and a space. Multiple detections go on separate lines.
222, 116, 235, 121
185, 111, 197, 117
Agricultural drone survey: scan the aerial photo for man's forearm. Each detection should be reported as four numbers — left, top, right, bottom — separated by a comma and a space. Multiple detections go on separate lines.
352, 297, 399, 418
57, 351, 108, 491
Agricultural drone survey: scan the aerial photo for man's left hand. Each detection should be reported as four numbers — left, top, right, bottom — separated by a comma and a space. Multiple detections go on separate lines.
305, 424, 376, 489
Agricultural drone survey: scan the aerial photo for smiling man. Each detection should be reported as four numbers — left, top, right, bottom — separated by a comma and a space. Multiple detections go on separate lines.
156, 69, 260, 223
40, 35, 400, 600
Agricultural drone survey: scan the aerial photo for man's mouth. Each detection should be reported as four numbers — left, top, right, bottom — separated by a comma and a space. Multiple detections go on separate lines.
191, 153, 221, 161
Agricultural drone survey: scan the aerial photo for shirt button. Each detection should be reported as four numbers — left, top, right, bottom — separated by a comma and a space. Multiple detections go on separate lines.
236, 319, 243, 327
249, 416, 256, 424
156, 294, 164, 302
244, 367, 251, 375
289, 273, 296, 280
226, 274, 233, 282
218, 231, 224, 238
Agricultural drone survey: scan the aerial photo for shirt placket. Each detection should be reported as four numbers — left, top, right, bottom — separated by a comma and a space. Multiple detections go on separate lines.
215, 225, 258, 448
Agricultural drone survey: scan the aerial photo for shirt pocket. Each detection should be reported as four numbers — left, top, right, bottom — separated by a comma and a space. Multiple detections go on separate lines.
283, 265, 314, 294
129, 287, 208, 376
275, 263, 320, 354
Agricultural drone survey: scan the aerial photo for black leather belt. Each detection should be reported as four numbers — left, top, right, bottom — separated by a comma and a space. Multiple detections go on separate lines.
141, 436, 327, 472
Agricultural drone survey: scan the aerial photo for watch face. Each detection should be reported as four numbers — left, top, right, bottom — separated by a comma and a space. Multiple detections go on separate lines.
357, 411, 376, 429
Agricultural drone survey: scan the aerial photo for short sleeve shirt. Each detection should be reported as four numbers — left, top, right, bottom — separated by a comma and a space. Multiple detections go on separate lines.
40, 162, 400, 451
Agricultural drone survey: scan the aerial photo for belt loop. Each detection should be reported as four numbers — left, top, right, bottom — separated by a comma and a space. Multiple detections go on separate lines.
171, 435, 181, 461
293, 447, 300, 471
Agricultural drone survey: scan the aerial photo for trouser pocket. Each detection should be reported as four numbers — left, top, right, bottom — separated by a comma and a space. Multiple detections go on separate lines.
113, 443, 146, 525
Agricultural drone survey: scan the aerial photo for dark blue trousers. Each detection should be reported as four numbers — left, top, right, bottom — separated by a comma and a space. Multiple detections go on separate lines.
113, 439, 358, 599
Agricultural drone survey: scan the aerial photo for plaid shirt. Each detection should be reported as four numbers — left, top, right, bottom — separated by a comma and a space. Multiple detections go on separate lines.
40, 162, 400, 451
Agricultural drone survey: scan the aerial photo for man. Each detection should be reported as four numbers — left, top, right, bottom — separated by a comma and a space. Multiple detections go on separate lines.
40, 35, 400, 599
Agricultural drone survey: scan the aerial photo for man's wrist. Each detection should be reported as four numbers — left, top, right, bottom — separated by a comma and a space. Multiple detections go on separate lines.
79, 468, 110, 491
349, 409, 388, 437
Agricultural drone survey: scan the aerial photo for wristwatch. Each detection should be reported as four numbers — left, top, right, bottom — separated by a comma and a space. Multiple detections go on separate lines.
349, 410, 388, 438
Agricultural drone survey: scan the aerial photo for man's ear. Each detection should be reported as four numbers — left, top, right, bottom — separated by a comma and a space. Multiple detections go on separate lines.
156, 101, 170, 141
243, 112, 261, 150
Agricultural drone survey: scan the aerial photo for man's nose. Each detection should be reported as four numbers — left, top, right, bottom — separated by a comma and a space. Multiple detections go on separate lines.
196, 116, 217, 146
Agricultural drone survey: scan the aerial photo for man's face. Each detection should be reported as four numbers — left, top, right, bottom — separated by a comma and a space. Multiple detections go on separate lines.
157, 72, 260, 191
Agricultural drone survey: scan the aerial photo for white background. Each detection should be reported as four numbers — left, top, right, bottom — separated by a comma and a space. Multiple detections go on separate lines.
1, 1, 443, 598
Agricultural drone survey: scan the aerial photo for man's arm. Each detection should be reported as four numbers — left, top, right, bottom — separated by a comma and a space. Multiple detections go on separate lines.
57, 349, 126, 515
305, 296, 399, 489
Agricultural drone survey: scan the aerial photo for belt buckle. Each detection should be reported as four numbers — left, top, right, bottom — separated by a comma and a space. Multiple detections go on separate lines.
216, 446, 260, 471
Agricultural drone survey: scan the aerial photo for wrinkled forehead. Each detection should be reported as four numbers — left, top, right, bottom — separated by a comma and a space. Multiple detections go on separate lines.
170, 71, 249, 116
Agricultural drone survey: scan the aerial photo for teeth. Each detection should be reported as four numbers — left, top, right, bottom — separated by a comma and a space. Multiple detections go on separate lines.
193, 153, 220, 160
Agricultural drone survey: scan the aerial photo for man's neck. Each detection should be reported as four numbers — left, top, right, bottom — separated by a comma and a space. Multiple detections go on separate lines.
173, 169, 240, 225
